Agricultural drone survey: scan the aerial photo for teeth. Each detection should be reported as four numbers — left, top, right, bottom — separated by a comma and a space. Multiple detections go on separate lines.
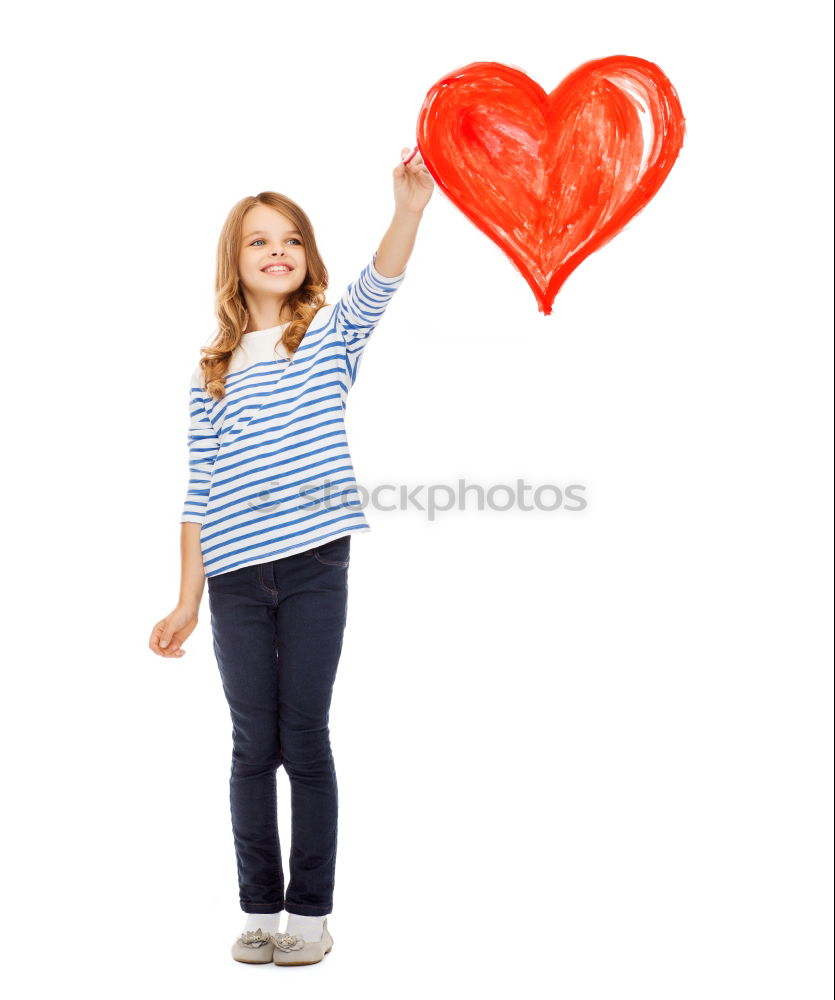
263, 266, 290, 273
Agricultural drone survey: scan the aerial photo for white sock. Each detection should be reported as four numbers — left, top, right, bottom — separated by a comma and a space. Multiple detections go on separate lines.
243, 911, 281, 935
284, 911, 328, 941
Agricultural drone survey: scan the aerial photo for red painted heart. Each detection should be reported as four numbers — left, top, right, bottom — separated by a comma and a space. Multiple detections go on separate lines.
416, 56, 686, 314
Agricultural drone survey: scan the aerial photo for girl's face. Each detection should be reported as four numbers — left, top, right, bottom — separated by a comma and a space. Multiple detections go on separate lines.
238, 204, 308, 305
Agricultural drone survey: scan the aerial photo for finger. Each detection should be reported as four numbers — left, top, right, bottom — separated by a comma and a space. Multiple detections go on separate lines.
164, 630, 183, 653
402, 145, 418, 165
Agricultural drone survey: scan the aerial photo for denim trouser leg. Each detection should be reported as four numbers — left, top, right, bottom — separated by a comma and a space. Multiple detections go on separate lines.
206, 534, 350, 917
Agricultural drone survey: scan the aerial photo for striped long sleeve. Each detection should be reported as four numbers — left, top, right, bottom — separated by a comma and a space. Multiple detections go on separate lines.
181, 367, 221, 525
333, 251, 406, 388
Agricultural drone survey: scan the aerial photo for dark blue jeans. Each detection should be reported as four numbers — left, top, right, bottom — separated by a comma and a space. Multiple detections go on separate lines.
206, 534, 351, 917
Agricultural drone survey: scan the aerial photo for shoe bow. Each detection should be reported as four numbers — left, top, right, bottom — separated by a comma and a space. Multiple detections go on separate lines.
271, 932, 306, 952
238, 929, 272, 948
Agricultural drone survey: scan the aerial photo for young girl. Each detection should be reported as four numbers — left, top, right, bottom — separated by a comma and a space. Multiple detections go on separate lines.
149, 146, 434, 966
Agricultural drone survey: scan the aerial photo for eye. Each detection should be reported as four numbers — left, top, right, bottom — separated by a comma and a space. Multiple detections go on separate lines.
250, 237, 301, 247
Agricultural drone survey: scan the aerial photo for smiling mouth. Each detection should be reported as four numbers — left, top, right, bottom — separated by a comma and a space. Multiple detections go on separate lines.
262, 265, 293, 274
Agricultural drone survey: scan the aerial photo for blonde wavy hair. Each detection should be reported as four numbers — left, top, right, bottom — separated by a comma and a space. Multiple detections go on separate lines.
199, 192, 330, 401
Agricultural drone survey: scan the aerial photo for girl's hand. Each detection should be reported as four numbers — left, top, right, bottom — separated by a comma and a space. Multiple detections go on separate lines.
149, 605, 198, 658
393, 145, 434, 215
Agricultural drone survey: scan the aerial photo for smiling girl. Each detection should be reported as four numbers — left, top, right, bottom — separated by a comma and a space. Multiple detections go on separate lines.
149, 146, 433, 965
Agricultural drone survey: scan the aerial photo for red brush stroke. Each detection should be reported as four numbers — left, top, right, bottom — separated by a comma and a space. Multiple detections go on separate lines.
416, 56, 686, 314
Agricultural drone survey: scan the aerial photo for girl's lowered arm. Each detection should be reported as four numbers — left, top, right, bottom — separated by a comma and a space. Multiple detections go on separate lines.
148, 523, 204, 658
178, 521, 206, 615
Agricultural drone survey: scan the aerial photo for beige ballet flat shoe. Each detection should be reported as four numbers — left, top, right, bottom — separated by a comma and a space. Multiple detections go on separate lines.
231, 927, 276, 964
272, 918, 333, 966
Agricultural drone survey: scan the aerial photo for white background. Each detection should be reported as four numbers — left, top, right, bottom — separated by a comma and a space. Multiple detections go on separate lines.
2, 1, 832, 997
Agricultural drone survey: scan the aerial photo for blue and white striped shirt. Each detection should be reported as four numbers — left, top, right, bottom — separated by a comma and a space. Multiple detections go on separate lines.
181, 252, 406, 578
